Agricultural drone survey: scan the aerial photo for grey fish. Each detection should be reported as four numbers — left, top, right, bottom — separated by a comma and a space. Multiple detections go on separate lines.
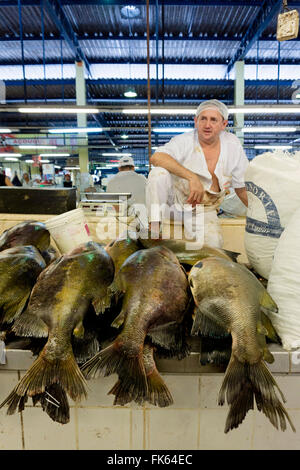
0, 245, 46, 326
0, 221, 50, 253
188, 256, 295, 433
81, 246, 190, 407
0, 241, 114, 424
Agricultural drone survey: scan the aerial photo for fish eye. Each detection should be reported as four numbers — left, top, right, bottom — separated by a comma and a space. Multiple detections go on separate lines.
194, 261, 203, 269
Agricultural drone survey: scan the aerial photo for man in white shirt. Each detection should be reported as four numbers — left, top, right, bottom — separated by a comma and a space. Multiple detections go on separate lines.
146, 99, 249, 247
106, 155, 148, 228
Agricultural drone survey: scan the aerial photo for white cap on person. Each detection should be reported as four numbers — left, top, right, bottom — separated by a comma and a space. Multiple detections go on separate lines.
195, 99, 229, 121
118, 155, 135, 167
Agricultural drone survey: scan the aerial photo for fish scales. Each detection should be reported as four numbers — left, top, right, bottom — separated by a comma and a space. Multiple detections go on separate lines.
189, 256, 295, 433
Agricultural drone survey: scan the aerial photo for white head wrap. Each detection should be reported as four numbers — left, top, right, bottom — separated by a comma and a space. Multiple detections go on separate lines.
195, 99, 229, 120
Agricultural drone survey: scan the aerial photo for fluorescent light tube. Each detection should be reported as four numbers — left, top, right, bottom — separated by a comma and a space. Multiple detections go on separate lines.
232, 107, 300, 114
254, 145, 293, 149
0, 153, 22, 157
124, 91, 137, 98
40, 159, 50, 163
25, 159, 34, 163
242, 127, 297, 133
0, 128, 12, 133
152, 128, 193, 133
39, 153, 70, 157
19, 145, 57, 149
4, 157, 19, 161
123, 108, 196, 115
64, 166, 80, 170
102, 153, 132, 157
48, 127, 102, 133
18, 107, 99, 114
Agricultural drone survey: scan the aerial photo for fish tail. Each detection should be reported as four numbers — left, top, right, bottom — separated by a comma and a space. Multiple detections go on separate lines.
32, 383, 70, 425
218, 355, 296, 433
145, 368, 173, 407
109, 367, 173, 408
80, 342, 148, 394
0, 351, 87, 415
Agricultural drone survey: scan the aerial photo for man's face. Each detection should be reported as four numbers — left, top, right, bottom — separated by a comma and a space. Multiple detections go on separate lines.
194, 109, 228, 144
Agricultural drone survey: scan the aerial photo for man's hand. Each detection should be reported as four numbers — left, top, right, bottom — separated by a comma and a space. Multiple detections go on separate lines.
186, 173, 205, 207
234, 187, 248, 207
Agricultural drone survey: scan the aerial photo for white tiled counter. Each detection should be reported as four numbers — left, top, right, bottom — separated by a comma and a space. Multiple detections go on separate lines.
0, 346, 300, 450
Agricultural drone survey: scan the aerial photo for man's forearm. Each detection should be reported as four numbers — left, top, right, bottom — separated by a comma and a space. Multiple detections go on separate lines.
150, 152, 195, 181
235, 187, 248, 207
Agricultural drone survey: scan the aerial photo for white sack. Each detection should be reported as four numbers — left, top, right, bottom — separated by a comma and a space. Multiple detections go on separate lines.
244, 151, 300, 279
267, 206, 300, 351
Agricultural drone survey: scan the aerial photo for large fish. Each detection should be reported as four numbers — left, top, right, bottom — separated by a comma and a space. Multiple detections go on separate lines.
188, 257, 295, 433
0, 241, 115, 424
81, 246, 191, 406
0, 245, 46, 326
0, 221, 50, 253
138, 232, 240, 267
105, 236, 143, 275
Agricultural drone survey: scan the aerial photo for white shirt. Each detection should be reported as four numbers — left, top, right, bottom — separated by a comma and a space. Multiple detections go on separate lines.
156, 129, 249, 191
106, 170, 147, 207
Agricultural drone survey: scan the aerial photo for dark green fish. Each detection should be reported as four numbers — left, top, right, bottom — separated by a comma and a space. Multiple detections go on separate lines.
105, 236, 143, 275
81, 246, 191, 407
0, 241, 114, 424
138, 232, 240, 266
188, 257, 295, 434
0, 245, 46, 326
0, 221, 50, 253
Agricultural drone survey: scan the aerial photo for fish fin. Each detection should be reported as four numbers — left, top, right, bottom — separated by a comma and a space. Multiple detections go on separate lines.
109, 370, 173, 408
218, 354, 295, 434
92, 287, 114, 315
144, 367, 173, 407
111, 310, 126, 329
73, 320, 85, 339
256, 320, 268, 337
12, 312, 48, 338
260, 311, 282, 345
80, 342, 148, 397
191, 305, 229, 338
260, 290, 278, 313
148, 322, 191, 360
263, 347, 274, 364
1, 293, 30, 325
72, 331, 100, 364
109, 343, 173, 408
107, 279, 124, 303
32, 383, 70, 425
223, 250, 240, 262
0, 350, 87, 414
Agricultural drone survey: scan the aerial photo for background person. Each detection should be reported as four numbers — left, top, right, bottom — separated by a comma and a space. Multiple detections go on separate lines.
146, 99, 249, 247
0, 170, 13, 186
63, 173, 73, 188
12, 171, 22, 187
21, 172, 33, 187
106, 156, 148, 228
